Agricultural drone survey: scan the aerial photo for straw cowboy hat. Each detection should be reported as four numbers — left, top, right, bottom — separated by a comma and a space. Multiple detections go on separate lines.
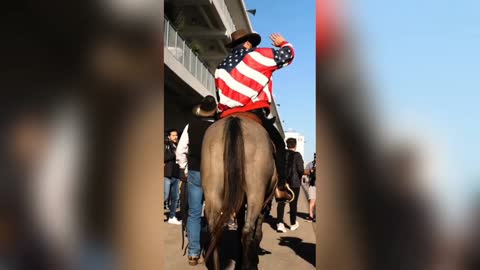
192, 95, 217, 117
226, 29, 261, 48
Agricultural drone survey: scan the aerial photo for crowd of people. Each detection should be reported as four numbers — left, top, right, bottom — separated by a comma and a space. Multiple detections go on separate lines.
165, 110, 479, 269
163, 128, 181, 225
164, 100, 317, 266
163, 28, 314, 266
275, 138, 315, 233
163, 27, 479, 269
164, 134, 316, 257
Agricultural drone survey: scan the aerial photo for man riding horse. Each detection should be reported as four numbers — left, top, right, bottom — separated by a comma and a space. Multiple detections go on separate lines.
197, 29, 295, 269
213, 29, 295, 196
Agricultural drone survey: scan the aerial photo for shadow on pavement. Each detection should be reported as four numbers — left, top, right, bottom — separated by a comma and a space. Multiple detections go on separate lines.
258, 247, 272, 256
203, 228, 272, 269
296, 211, 314, 221
264, 211, 311, 229
264, 214, 278, 231
278, 237, 315, 267
204, 229, 240, 270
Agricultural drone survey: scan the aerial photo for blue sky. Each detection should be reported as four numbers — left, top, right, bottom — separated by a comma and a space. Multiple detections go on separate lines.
349, 0, 479, 216
245, 0, 316, 163
245, 0, 479, 217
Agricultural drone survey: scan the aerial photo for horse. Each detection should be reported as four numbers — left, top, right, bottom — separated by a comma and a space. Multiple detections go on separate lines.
201, 114, 277, 270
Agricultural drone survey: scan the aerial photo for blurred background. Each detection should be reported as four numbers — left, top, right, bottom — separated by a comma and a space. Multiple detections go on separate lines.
1, 1, 162, 269
0, 1, 478, 270
315, 1, 479, 270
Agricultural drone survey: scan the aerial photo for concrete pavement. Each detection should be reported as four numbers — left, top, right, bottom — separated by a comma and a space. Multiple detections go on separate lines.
164, 185, 316, 269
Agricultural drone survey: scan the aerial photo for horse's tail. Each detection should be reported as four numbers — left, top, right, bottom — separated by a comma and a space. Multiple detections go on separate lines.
205, 116, 246, 262
221, 116, 246, 228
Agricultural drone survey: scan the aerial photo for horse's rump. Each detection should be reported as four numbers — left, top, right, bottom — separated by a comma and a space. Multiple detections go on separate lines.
201, 115, 276, 268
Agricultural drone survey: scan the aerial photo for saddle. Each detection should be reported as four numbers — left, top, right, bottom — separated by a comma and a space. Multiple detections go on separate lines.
227, 111, 263, 126
226, 112, 275, 154
225, 112, 294, 204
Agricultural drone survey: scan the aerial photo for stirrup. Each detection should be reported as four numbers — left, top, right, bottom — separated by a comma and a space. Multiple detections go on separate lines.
275, 183, 294, 203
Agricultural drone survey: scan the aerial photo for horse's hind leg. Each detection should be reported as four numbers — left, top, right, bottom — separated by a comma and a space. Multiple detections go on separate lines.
213, 248, 220, 270
254, 210, 265, 250
204, 192, 223, 270
240, 201, 263, 270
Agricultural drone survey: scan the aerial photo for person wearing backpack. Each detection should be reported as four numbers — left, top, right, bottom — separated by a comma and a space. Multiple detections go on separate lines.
276, 138, 304, 233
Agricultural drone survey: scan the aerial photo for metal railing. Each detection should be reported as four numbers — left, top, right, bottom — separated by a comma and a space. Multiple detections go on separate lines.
212, 0, 236, 36
164, 17, 216, 95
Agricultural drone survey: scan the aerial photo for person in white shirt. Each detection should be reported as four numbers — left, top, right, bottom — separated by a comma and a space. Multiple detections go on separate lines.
164, 129, 181, 225
176, 96, 216, 266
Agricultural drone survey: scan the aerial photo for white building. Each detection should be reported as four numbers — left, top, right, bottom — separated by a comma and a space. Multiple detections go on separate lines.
164, 0, 284, 136
284, 129, 305, 162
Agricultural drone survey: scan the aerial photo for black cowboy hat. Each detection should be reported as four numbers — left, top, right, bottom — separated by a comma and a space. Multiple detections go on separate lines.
192, 95, 217, 117
225, 29, 261, 49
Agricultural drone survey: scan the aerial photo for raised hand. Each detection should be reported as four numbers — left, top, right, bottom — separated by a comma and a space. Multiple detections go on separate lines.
270, 33, 286, 47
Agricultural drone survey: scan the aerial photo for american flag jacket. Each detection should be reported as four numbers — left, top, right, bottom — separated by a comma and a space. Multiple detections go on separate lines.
215, 40, 295, 118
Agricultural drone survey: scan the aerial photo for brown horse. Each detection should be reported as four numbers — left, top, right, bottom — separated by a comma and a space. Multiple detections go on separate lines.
201, 114, 277, 270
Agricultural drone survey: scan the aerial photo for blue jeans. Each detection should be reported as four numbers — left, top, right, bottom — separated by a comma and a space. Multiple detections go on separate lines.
187, 170, 203, 257
78, 240, 114, 270
164, 177, 179, 218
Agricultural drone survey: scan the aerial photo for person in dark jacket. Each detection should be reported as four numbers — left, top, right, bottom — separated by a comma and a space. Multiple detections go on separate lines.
276, 138, 304, 233
164, 129, 181, 225
176, 95, 216, 266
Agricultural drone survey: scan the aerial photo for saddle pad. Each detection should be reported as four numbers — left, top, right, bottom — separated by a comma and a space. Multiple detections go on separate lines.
226, 112, 276, 155
227, 112, 262, 126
